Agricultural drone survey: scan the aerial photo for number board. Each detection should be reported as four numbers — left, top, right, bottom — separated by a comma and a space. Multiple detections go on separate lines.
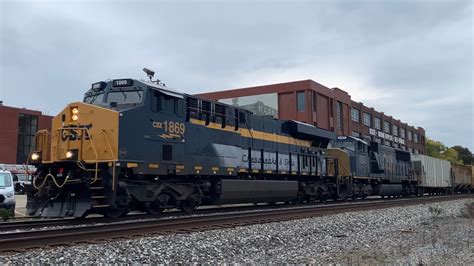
112, 79, 134, 87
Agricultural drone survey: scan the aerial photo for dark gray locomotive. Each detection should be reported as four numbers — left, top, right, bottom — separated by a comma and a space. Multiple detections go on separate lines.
331, 136, 416, 198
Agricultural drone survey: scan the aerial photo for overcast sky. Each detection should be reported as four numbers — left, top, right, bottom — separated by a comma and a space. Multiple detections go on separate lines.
1, 0, 472, 150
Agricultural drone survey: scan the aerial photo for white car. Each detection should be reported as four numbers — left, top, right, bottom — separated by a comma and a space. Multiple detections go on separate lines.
0, 170, 16, 215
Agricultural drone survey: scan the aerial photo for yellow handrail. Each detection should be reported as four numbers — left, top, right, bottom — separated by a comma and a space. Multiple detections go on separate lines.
31, 126, 117, 190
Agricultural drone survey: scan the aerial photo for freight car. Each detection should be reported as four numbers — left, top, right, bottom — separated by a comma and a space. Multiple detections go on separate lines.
412, 154, 451, 194
452, 164, 472, 193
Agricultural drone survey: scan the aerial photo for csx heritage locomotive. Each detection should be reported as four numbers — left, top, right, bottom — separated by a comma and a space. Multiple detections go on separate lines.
27, 73, 416, 218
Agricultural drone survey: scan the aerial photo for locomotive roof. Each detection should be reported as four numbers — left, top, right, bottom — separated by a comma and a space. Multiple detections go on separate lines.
142, 79, 253, 114
142, 80, 184, 99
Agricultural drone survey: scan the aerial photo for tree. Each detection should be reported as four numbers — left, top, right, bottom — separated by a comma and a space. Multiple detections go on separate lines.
451, 145, 473, 165
425, 138, 462, 164
442, 148, 462, 164
426, 139, 446, 158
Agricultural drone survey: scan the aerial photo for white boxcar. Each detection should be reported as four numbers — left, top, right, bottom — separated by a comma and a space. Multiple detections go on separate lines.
411, 154, 451, 188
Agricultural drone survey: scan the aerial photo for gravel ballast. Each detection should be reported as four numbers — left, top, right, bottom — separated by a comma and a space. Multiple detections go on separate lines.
1, 198, 473, 264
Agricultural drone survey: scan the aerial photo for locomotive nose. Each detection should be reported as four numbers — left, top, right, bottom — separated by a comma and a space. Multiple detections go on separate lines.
31, 101, 120, 163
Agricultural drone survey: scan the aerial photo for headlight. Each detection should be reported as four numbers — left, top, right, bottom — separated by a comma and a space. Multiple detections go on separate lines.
6, 192, 13, 198
71, 107, 79, 121
31, 152, 40, 161
65, 150, 74, 159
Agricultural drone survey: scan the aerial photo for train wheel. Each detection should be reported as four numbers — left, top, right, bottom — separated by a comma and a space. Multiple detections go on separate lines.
146, 200, 164, 215
103, 205, 128, 218
179, 194, 201, 213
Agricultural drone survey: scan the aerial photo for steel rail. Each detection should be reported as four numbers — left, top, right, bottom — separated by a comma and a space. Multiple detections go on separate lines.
0, 194, 471, 252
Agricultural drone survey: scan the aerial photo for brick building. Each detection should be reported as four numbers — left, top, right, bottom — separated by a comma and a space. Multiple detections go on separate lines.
0, 102, 53, 164
196, 79, 426, 154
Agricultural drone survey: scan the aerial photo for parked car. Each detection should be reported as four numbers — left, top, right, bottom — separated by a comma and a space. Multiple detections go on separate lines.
0, 164, 35, 195
12, 172, 32, 194
0, 170, 16, 215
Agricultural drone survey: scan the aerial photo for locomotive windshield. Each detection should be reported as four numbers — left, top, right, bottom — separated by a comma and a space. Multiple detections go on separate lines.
332, 141, 355, 152
84, 91, 105, 104
106, 89, 143, 104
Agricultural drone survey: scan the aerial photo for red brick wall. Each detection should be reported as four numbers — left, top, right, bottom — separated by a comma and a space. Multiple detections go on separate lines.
196, 80, 426, 154
349, 100, 426, 154
0, 105, 53, 164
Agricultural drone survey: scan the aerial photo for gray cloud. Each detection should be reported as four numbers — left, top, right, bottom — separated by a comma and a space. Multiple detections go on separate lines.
1, 0, 472, 149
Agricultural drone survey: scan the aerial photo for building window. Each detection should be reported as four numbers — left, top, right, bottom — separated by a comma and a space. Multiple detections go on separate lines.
363, 113, 371, 127
312, 91, 317, 112
374, 117, 381, 130
351, 108, 360, 123
400, 128, 405, 139
392, 125, 398, 136
383, 121, 391, 134
363, 134, 372, 141
336, 101, 343, 130
414, 133, 419, 143
407, 130, 413, 141
374, 138, 382, 144
297, 91, 305, 112
352, 131, 361, 137
17, 114, 38, 164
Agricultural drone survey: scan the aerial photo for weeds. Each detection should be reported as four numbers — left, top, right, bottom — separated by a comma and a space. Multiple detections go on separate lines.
0, 208, 13, 221
460, 202, 474, 218
428, 206, 443, 218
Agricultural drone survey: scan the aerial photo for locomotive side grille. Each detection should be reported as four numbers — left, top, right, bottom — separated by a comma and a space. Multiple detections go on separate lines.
215, 104, 226, 116
202, 101, 211, 114
186, 97, 200, 120
187, 97, 198, 109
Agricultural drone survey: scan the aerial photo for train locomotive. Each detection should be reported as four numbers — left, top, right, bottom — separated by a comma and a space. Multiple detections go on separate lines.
25, 73, 468, 218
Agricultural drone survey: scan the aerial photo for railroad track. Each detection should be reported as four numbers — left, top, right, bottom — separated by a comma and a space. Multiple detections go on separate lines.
0, 193, 460, 232
0, 194, 471, 252
0, 196, 397, 232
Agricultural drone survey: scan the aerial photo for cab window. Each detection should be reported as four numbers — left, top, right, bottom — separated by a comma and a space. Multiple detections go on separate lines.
358, 142, 366, 154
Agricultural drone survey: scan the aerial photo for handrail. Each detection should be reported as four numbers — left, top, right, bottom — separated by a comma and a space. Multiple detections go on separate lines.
31, 126, 117, 190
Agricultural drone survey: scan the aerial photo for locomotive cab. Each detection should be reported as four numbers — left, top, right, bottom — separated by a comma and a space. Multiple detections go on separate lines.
84, 79, 146, 110
332, 136, 370, 177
